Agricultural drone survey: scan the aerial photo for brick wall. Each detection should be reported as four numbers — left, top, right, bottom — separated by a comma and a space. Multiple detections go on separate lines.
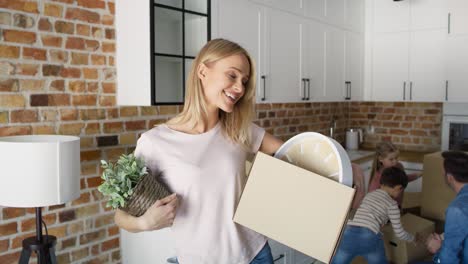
0, 1, 442, 263
348, 102, 443, 152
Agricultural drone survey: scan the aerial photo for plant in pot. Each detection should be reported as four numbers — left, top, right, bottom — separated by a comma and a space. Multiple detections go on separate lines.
98, 153, 170, 217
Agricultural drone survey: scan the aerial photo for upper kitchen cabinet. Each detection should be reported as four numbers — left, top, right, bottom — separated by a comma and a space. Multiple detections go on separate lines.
249, 0, 302, 15
409, 30, 446, 102
116, 0, 210, 106
447, 35, 468, 102
302, 20, 326, 102
323, 26, 346, 101
371, 30, 446, 102
325, 0, 345, 28
303, 0, 326, 21
345, 31, 363, 101
344, 0, 364, 33
373, 0, 446, 33
448, 0, 468, 36
263, 8, 303, 103
372, 32, 409, 101
216, 0, 262, 79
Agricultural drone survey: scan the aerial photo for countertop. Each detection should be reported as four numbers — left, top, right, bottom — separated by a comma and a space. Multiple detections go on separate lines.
346, 149, 433, 164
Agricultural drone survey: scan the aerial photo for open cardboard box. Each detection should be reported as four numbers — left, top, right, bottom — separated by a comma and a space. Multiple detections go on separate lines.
234, 152, 355, 263
421, 152, 456, 221
382, 213, 434, 264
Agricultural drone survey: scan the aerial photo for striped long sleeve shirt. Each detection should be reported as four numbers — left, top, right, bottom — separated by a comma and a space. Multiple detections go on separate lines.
348, 189, 414, 242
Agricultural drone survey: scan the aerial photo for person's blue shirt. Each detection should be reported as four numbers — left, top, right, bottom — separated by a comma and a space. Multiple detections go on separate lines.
434, 184, 468, 263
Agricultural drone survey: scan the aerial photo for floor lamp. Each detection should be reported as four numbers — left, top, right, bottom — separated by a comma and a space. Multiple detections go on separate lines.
0, 135, 80, 264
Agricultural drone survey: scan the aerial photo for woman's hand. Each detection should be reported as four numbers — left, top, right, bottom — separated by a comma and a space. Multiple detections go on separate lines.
138, 193, 179, 231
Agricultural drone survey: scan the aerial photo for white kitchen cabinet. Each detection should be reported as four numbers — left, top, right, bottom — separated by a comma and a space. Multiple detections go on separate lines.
324, 26, 346, 101
263, 8, 303, 102
250, 0, 302, 15
217, 0, 263, 88
303, 0, 326, 21
302, 20, 325, 102
448, 0, 468, 36
371, 32, 409, 101
345, 0, 364, 33
410, 0, 447, 31
345, 31, 363, 101
447, 35, 468, 102
326, 0, 345, 27
373, 0, 410, 33
409, 30, 447, 102
400, 161, 423, 193
371, 30, 447, 102
121, 228, 177, 264
373, 0, 446, 33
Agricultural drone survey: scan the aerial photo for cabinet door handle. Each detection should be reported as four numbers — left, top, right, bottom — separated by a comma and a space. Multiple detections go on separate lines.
410, 81, 413, 100
403, 81, 406, 100
301, 78, 307, 100
306, 78, 310, 100
345, 81, 351, 100
261, 75, 266, 101
448, 13, 451, 34
446, 80, 449, 101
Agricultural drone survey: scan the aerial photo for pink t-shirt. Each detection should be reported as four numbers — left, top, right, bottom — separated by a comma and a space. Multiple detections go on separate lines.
134, 122, 266, 264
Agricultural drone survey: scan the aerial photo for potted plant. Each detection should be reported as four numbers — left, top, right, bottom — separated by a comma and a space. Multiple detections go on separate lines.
98, 153, 170, 217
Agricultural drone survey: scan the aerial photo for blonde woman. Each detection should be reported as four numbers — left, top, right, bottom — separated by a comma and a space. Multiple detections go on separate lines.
115, 39, 283, 264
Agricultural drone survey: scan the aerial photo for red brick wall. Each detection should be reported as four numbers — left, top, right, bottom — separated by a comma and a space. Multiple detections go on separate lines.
348, 102, 442, 152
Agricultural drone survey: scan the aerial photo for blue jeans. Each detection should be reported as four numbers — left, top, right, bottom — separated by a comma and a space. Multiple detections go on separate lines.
332, 226, 387, 264
250, 242, 274, 264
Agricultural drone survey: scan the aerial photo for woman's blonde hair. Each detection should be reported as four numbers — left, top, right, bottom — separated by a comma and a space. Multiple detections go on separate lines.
368, 141, 399, 185
168, 38, 256, 149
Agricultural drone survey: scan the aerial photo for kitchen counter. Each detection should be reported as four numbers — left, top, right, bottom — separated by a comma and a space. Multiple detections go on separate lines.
346, 149, 431, 164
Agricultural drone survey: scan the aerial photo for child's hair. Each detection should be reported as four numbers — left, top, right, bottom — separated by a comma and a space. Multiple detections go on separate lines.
369, 141, 399, 185
442, 151, 468, 183
380, 167, 408, 188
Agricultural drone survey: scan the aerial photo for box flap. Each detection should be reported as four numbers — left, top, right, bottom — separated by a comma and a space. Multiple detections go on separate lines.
234, 152, 355, 263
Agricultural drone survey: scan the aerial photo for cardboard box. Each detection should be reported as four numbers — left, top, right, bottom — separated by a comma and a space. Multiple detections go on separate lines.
421, 152, 456, 221
234, 152, 355, 263
382, 213, 434, 264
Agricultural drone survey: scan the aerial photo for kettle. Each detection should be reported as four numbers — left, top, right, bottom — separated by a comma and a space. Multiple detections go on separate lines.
346, 128, 363, 150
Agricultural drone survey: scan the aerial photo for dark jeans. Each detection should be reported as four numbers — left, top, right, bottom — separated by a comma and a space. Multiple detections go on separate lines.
250, 242, 274, 264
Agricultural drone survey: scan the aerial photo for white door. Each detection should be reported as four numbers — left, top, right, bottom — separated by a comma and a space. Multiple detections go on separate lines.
372, 32, 409, 101
448, 0, 468, 36
324, 26, 345, 101
303, 20, 325, 101
326, 0, 345, 27
410, 0, 447, 31
303, 0, 326, 20
251, 0, 303, 15
447, 35, 468, 102
344, 0, 364, 33
266, 8, 302, 102
409, 30, 446, 102
373, 0, 410, 33
345, 32, 363, 101
217, 0, 264, 100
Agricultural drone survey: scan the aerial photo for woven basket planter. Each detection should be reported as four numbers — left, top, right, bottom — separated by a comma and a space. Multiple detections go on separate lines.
121, 171, 171, 217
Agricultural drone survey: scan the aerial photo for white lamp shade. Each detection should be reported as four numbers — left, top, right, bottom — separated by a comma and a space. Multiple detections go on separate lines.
0, 135, 80, 207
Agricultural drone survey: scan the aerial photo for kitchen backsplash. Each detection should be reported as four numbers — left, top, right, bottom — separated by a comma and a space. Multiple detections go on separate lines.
348, 102, 442, 152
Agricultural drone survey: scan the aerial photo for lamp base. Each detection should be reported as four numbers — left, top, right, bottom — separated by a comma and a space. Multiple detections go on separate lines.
19, 235, 57, 264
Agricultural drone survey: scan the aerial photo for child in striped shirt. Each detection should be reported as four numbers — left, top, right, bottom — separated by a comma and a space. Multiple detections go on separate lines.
332, 167, 417, 264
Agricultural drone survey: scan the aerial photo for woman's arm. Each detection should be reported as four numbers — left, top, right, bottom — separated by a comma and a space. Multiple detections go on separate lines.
114, 193, 179, 233
259, 132, 284, 156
